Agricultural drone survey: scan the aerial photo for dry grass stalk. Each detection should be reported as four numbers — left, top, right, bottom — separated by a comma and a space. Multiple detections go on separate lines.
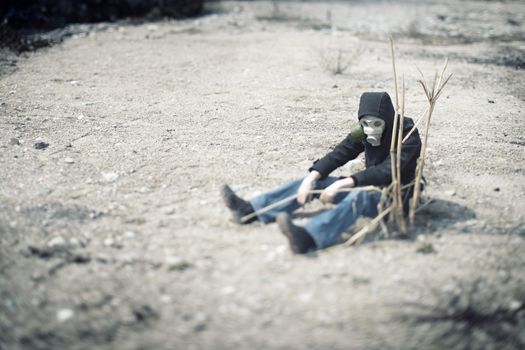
387, 38, 408, 235
415, 197, 434, 213
402, 105, 429, 143
320, 49, 353, 75
388, 38, 403, 233
394, 76, 407, 233
409, 59, 452, 223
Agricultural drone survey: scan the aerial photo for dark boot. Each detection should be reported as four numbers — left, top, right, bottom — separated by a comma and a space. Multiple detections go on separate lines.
221, 184, 257, 224
276, 213, 316, 254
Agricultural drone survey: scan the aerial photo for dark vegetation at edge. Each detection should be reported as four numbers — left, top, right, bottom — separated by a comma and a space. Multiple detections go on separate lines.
0, 0, 204, 53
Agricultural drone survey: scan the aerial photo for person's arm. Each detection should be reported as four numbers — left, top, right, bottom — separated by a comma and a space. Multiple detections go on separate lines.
297, 170, 321, 205
309, 134, 364, 180
319, 177, 355, 204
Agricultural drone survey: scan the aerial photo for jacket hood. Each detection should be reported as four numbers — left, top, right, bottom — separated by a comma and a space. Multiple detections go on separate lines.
357, 91, 395, 145
357, 91, 395, 124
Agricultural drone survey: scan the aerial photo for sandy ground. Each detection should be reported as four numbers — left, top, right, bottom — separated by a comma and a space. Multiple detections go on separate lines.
1, 1, 525, 349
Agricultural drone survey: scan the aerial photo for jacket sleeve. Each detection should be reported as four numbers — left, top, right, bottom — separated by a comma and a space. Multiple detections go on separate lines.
309, 134, 364, 179
351, 123, 421, 187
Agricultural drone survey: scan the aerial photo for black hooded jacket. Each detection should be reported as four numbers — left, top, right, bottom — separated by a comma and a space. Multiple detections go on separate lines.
309, 92, 421, 188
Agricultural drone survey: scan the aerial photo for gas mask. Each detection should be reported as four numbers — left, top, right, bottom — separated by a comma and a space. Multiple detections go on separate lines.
359, 116, 385, 146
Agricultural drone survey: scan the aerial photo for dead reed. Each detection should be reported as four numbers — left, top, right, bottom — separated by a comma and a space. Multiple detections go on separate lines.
320, 48, 354, 75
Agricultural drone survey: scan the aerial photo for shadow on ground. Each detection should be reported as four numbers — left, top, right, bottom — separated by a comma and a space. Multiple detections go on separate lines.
414, 198, 476, 233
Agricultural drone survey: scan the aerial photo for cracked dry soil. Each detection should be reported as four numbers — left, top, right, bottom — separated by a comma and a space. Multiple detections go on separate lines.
1, 1, 525, 349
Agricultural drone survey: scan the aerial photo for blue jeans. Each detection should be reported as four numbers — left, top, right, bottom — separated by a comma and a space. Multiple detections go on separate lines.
249, 177, 381, 249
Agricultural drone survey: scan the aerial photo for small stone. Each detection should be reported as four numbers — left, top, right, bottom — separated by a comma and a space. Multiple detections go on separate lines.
34, 141, 49, 150
165, 256, 190, 271
162, 207, 176, 215
488, 100, 495, 104
47, 236, 66, 248
160, 295, 172, 303
31, 271, 44, 281
63, 157, 75, 164
416, 243, 436, 254
298, 293, 312, 302
444, 189, 456, 196
123, 231, 135, 239
69, 237, 81, 247
137, 186, 151, 193
121, 254, 136, 264
101, 171, 119, 183
509, 300, 522, 311
221, 286, 236, 295
275, 245, 287, 254
493, 187, 500, 192
194, 323, 206, 332
56, 308, 74, 322
9, 138, 20, 145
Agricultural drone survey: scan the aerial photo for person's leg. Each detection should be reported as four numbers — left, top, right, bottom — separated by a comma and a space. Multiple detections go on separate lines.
304, 190, 381, 249
249, 176, 339, 224
221, 184, 259, 224
277, 212, 316, 254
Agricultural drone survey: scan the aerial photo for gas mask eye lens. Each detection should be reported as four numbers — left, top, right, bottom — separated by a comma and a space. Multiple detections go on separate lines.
374, 121, 382, 127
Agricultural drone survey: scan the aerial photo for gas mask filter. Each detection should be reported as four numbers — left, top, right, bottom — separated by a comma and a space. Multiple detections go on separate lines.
359, 116, 385, 146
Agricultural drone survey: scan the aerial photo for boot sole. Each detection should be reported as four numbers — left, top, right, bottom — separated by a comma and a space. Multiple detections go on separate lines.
220, 184, 236, 210
276, 213, 301, 254
221, 184, 254, 225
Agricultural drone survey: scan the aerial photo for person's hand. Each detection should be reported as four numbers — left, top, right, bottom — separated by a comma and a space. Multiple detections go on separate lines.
320, 178, 355, 204
297, 171, 320, 206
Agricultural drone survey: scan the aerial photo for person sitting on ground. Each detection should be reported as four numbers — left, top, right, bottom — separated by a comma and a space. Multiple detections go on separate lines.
221, 91, 422, 254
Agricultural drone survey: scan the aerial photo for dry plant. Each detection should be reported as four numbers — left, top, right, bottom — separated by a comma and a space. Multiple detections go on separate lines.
408, 59, 452, 224
398, 277, 525, 349
320, 48, 354, 75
